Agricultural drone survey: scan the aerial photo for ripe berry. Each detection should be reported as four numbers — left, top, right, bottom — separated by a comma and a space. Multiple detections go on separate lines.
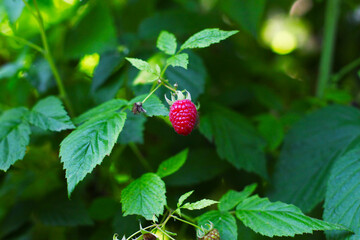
198, 229, 220, 240
169, 99, 197, 136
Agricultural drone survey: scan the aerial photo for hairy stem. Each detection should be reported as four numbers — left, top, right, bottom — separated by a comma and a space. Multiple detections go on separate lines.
316, 0, 340, 98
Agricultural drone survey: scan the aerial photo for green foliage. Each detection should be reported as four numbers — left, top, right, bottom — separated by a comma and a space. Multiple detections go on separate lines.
177, 190, 194, 208
156, 149, 188, 178
166, 53, 189, 69
200, 104, 267, 177
180, 28, 238, 50
270, 106, 360, 213
0, 108, 30, 171
157, 31, 177, 55
126, 58, 160, 79
324, 139, 360, 239
121, 173, 166, 221
182, 199, 218, 210
236, 195, 347, 237
118, 111, 146, 144
198, 211, 238, 240
60, 111, 127, 196
128, 94, 169, 117
29, 96, 74, 131
3, 0, 24, 24
219, 184, 257, 212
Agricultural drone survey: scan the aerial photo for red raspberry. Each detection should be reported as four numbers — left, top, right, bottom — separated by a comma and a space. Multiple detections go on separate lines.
169, 99, 198, 136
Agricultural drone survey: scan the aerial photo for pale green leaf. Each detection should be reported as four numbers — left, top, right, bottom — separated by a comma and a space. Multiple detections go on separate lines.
182, 199, 218, 210
4, 0, 24, 24
126, 58, 159, 77
219, 183, 257, 212
180, 28, 238, 50
236, 195, 348, 237
166, 53, 189, 69
324, 139, 360, 240
129, 94, 169, 117
156, 149, 189, 178
177, 190, 194, 208
60, 112, 127, 196
157, 31, 177, 55
29, 96, 74, 131
270, 106, 360, 213
0, 107, 31, 171
201, 104, 267, 177
121, 173, 166, 220
73, 99, 128, 125
198, 211, 237, 240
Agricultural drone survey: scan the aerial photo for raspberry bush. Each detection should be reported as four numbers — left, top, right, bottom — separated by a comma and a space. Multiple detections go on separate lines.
1, 0, 360, 239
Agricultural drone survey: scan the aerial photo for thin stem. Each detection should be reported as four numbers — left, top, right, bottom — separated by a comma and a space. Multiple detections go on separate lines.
1, 34, 44, 53
126, 224, 156, 240
22, 0, 74, 116
316, 0, 340, 98
331, 57, 360, 83
129, 143, 153, 172
161, 82, 177, 92
171, 215, 202, 230
155, 226, 176, 240
142, 83, 162, 103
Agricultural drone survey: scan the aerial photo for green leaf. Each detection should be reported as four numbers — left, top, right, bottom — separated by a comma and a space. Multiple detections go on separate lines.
177, 190, 194, 208
0, 107, 31, 171
236, 195, 347, 237
64, 3, 117, 58
126, 58, 159, 77
182, 199, 218, 210
3, 0, 24, 24
121, 173, 166, 220
60, 111, 127, 196
73, 99, 128, 125
118, 110, 146, 144
133, 53, 165, 85
219, 183, 257, 212
128, 94, 169, 117
221, 0, 266, 37
29, 96, 74, 132
157, 31, 177, 55
255, 114, 284, 150
324, 139, 360, 240
166, 53, 189, 69
166, 51, 206, 100
180, 28, 238, 50
156, 149, 189, 178
199, 115, 213, 142
35, 195, 93, 226
92, 50, 125, 92
198, 211, 237, 240
201, 104, 267, 177
270, 106, 360, 213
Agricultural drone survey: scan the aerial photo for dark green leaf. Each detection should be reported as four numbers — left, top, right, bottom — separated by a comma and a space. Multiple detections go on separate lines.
118, 110, 146, 144
201, 104, 267, 177
219, 183, 257, 212
221, 0, 266, 37
324, 139, 360, 240
129, 94, 169, 117
121, 173, 166, 220
156, 149, 188, 178
180, 28, 238, 50
73, 99, 128, 125
64, 3, 117, 58
166, 51, 207, 100
198, 211, 237, 240
255, 114, 284, 150
0, 107, 31, 171
29, 96, 74, 131
89, 197, 120, 221
270, 106, 360, 213
60, 111, 127, 196
236, 195, 347, 237
157, 31, 177, 55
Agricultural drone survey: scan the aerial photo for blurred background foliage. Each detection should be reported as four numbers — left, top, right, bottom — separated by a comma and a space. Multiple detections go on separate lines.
0, 0, 360, 239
